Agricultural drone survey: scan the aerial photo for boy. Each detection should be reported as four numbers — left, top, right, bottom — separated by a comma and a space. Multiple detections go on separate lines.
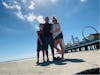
37, 24, 45, 64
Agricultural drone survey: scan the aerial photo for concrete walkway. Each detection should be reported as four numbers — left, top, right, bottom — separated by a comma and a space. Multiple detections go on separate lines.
0, 49, 100, 75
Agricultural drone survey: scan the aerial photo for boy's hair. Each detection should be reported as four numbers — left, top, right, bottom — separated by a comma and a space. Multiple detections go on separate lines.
39, 23, 43, 27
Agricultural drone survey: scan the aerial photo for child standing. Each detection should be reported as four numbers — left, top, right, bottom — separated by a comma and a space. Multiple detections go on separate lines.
37, 24, 45, 64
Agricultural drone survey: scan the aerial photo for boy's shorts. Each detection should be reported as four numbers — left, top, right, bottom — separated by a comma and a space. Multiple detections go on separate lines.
37, 40, 46, 51
37, 43, 45, 51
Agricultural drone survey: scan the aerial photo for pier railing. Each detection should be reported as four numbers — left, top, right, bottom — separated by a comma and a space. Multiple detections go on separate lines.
64, 39, 100, 53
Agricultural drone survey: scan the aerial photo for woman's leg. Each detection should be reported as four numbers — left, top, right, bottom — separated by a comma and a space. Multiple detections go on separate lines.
59, 39, 64, 58
54, 40, 62, 54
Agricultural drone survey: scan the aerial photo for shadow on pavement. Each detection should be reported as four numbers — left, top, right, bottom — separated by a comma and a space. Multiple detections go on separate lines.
64, 58, 85, 63
36, 58, 85, 66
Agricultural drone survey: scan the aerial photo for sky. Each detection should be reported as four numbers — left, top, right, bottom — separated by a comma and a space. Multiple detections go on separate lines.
0, 0, 99, 62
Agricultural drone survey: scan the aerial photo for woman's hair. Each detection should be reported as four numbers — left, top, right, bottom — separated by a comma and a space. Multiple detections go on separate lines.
52, 16, 57, 23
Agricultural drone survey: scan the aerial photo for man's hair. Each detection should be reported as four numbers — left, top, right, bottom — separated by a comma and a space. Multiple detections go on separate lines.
45, 17, 49, 20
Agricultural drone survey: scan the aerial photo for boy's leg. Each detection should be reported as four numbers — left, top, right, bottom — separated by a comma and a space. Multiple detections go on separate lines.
37, 51, 39, 63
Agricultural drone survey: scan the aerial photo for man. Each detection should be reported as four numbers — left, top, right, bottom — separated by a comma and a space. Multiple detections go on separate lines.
43, 17, 55, 61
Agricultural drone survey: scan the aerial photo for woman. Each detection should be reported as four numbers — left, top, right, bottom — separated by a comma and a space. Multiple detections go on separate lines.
51, 16, 64, 59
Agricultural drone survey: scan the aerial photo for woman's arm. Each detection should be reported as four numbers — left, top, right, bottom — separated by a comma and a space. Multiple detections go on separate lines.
54, 28, 60, 32
54, 24, 61, 33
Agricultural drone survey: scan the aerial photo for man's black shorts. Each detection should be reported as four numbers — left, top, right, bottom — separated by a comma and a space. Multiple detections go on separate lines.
44, 36, 54, 50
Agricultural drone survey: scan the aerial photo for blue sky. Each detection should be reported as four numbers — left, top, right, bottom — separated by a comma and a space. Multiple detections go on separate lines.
0, 0, 99, 62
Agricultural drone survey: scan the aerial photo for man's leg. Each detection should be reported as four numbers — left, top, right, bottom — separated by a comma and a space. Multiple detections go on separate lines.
42, 50, 45, 62
44, 37, 49, 62
45, 50, 49, 61
50, 37, 55, 60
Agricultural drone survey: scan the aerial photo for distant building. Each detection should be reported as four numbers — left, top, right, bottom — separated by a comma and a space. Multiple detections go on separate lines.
86, 33, 100, 41
65, 33, 100, 49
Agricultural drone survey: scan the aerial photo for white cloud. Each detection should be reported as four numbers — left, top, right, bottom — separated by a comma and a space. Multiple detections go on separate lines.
2, 1, 25, 20
2, 0, 45, 24
2, 1, 14, 9
13, 0, 18, 4
34, 0, 49, 5
50, 0, 57, 3
28, 1, 35, 10
15, 5, 21, 11
2, 1, 9, 8
36, 16, 45, 23
22, 0, 27, 3
2, 1, 21, 10
80, 0, 87, 2
25, 13, 36, 22
16, 11, 25, 20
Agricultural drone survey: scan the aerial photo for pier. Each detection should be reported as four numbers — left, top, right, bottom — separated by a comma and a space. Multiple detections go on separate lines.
65, 33, 100, 53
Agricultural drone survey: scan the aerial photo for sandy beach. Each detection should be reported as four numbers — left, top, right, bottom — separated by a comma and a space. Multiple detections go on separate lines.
0, 49, 100, 75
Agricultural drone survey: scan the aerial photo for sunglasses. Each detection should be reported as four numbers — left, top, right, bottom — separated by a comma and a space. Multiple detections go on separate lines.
53, 19, 57, 21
